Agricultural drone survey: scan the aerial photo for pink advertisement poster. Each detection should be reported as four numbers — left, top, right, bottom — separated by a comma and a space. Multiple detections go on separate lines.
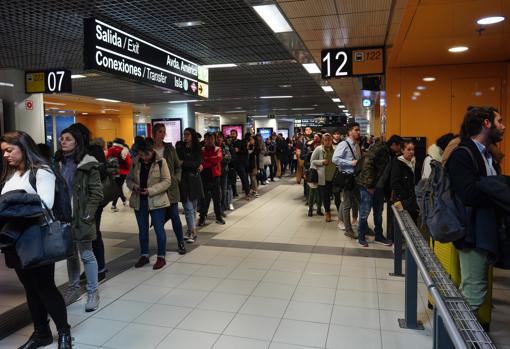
152, 119, 182, 145
222, 125, 243, 140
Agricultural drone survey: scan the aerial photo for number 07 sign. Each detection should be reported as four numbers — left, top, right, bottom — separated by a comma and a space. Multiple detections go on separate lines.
321, 47, 384, 79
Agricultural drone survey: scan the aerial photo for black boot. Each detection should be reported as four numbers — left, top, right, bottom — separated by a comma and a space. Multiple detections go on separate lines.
177, 241, 186, 255
308, 207, 313, 217
18, 325, 53, 349
57, 331, 73, 349
317, 209, 324, 216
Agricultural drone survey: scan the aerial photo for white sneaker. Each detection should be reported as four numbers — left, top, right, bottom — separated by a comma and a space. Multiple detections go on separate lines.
337, 221, 346, 230
123, 200, 128, 207
111, 206, 119, 212
229, 204, 234, 210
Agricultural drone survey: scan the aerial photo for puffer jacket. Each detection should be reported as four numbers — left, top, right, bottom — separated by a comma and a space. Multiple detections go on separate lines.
127, 154, 171, 211
356, 140, 391, 189
202, 145, 222, 177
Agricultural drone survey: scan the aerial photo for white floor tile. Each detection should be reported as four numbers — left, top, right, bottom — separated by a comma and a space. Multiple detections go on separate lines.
305, 262, 341, 275
214, 278, 259, 295
240, 296, 290, 318
334, 289, 379, 309
292, 286, 336, 304
72, 318, 127, 346
143, 272, 190, 288
93, 299, 151, 322
340, 265, 377, 279
120, 284, 172, 303
178, 276, 223, 291
274, 319, 329, 348
0, 335, 29, 349
253, 282, 296, 299
212, 335, 269, 349
327, 324, 381, 349
268, 343, 318, 349
194, 265, 235, 278
378, 293, 406, 311
134, 304, 192, 328
331, 305, 380, 329
197, 292, 248, 312
379, 310, 432, 335
158, 288, 209, 307
381, 330, 432, 349
299, 273, 339, 289
224, 314, 280, 341
284, 300, 333, 323
262, 270, 302, 285
178, 308, 235, 334
156, 329, 219, 349
103, 323, 172, 349
271, 260, 307, 273
162, 262, 203, 275
338, 276, 377, 291
228, 267, 267, 281
377, 279, 405, 295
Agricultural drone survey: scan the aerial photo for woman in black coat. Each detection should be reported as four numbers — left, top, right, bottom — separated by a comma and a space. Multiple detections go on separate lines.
176, 128, 204, 243
391, 140, 419, 222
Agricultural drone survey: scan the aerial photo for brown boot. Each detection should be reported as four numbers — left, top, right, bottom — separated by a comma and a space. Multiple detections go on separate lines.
325, 212, 332, 222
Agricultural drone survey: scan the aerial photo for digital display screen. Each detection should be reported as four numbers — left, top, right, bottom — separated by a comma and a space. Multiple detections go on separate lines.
152, 118, 182, 145
222, 125, 243, 140
278, 129, 289, 139
257, 128, 273, 142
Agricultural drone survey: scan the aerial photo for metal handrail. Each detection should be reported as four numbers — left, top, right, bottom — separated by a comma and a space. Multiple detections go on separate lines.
391, 205, 496, 349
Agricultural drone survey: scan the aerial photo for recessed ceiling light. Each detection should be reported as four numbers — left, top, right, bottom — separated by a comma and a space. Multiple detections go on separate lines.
448, 46, 469, 53
201, 64, 237, 69
413, 92, 421, 96
175, 20, 204, 28
71, 74, 86, 79
96, 98, 120, 103
58, 110, 66, 113
279, 84, 292, 88
423, 77, 436, 82
338, 105, 345, 108
476, 16, 505, 25
343, 110, 349, 113
291, 108, 315, 111
253, 4, 292, 33
260, 95, 293, 99
416, 86, 427, 91
168, 100, 199, 104
411, 96, 417, 101
82, 112, 89, 115
225, 110, 246, 113
322, 86, 334, 92
0, 82, 14, 87
332, 98, 341, 103
302, 63, 321, 74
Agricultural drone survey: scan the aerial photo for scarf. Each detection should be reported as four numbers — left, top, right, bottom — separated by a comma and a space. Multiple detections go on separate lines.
398, 155, 416, 173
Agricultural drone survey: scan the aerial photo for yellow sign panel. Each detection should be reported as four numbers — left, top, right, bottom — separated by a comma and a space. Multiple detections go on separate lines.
25, 72, 45, 93
198, 82, 209, 98
352, 48, 384, 76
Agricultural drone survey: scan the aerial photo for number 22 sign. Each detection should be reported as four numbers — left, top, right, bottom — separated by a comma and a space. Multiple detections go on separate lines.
321, 47, 384, 79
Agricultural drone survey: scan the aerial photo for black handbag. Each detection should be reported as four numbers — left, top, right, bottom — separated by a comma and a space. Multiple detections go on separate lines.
333, 169, 355, 190
15, 201, 74, 269
101, 174, 122, 206
308, 168, 319, 183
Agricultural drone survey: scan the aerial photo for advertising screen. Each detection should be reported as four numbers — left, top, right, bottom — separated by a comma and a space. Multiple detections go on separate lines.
257, 127, 273, 142
152, 118, 182, 145
222, 125, 243, 140
278, 129, 289, 139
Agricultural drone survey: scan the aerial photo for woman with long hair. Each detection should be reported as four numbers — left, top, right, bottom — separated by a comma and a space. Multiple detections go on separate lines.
0, 131, 72, 348
127, 138, 172, 269
152, 123, 186, 255
55, 126, 103, 313
246, 133, 259, 197
176, 128, 204, 243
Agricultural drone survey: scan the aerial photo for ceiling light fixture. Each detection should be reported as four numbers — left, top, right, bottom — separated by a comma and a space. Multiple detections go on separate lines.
96, 98, 121, 103
71, 74, 86, 79
201, 64, 237, 69
253, 4, 292, 33
322, 86, 334, 92
302, 63, 321, 74
168, 100, 199, 104
291, 108, 315, 111
279, 84, 292, 88
260, 95, 293, 99
0, 82, 14, 87
225, 110, 246, 113
338, 105, 346, 108
413, 92, 421, 97
332, 98, 341, 103
423, 77, 436, 82
476, 16, 505, 25
416, 86, 427, 91
448, 46, 469, 53
343, 109, 349, 113
82, 112, 89, 115
175, 20, 204, 28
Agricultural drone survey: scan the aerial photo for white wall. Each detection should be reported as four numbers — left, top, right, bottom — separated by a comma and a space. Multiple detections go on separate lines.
148, 102, 193, 130
254, 118, 277, 133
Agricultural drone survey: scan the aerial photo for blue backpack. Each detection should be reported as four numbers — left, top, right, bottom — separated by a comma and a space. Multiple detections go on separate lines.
415, 146, 476, 243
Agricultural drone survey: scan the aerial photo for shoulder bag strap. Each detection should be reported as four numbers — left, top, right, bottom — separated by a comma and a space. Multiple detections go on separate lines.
344, 140, 356, 159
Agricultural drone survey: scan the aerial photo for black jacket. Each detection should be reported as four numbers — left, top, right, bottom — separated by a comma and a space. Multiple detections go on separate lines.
176, 142, 204, 202
446, 138, 501, 257
391, 159, 419, 219
231, 139, 248, 168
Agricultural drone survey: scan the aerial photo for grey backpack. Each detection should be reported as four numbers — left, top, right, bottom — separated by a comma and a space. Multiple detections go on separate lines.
415, 146, 475, 243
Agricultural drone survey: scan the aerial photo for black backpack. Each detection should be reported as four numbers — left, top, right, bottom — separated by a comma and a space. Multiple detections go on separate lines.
29, 169, 73, 223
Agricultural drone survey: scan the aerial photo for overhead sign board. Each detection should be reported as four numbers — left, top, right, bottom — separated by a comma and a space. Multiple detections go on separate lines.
83, 18, 209, 97
25, 69, 72, 94
321, 46, 384, 79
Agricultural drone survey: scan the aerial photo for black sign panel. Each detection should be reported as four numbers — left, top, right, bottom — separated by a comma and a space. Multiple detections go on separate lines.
321, 46, 384, 79
25, 70, 72, 94
83, 18, 208, 97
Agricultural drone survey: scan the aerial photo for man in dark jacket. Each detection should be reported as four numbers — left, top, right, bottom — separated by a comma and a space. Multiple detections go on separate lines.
356, 135, 402, 247
447, 106, 505, 313
229, 130, 250, 200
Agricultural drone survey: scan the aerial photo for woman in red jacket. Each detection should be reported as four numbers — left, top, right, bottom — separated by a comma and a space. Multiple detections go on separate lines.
198, 133, 224, 226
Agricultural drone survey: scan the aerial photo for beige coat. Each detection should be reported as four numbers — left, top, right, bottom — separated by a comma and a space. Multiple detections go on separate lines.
126, 154, 171, 211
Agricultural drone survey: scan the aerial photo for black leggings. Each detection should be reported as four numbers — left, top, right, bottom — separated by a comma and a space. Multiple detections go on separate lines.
320, 181, 341, 213
15, 263, 69, 333
113, 175, 127, 206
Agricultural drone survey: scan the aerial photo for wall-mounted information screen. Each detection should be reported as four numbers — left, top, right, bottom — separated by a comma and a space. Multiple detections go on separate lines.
321, 46, 384, 79
152, 118, 182, 145
25, 70, 72, 94
222, 125, 243, 140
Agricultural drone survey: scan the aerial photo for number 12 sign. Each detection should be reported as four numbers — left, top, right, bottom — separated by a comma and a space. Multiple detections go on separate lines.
321, 47, 384, 79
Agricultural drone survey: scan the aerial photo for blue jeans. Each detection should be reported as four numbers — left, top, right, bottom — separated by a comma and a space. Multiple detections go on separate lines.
68, 241, 98, 292
134, 199, 167, 257
168, 203, 184, 244
358, 187, 384, 243
183, 199, 198, 233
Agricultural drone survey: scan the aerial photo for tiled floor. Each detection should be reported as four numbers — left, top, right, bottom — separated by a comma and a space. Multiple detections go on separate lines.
1, 177, 509, 349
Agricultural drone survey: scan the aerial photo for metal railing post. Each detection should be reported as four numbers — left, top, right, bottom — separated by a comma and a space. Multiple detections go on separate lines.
399, 247, 424, 330
434, 307, 455, 349
390, 209, 404, 277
